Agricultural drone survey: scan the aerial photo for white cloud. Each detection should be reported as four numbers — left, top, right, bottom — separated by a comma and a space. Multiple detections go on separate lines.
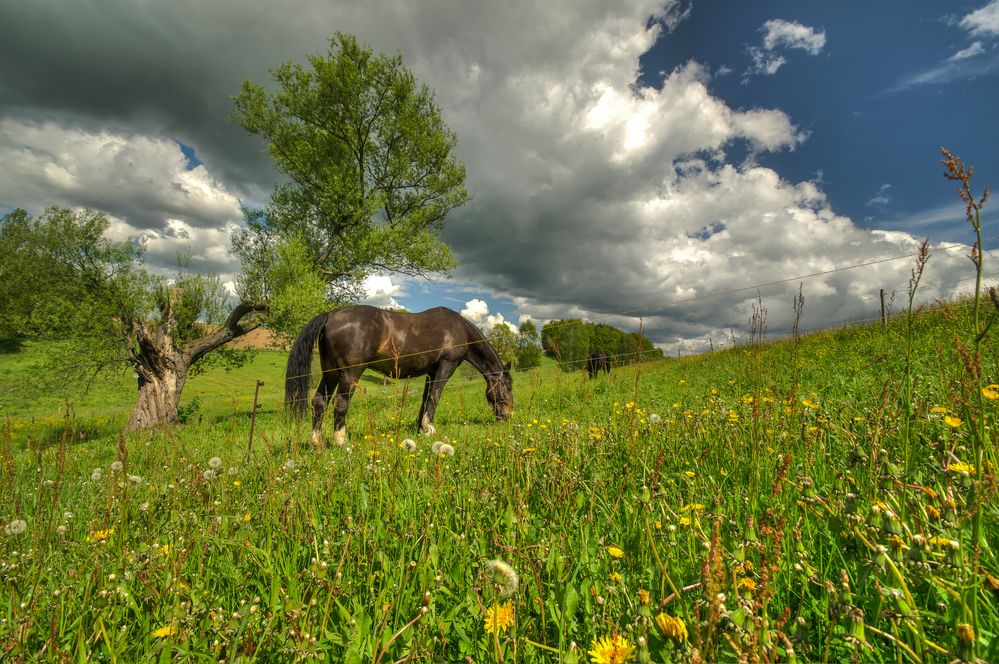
761, 19, 827, 55
460, 299, 517, 333
360, 275, 406, 309
0, 119, 244, 281
949, 41, 986, 61
960, 0, 999, 38
865, 183, 892, 207
745, 19, 825, 79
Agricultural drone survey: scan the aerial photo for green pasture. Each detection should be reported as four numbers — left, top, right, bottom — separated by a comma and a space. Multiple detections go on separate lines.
1, 299, 997, 662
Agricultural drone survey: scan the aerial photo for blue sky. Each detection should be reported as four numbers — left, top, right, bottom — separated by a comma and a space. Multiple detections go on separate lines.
1, 0, 997, 351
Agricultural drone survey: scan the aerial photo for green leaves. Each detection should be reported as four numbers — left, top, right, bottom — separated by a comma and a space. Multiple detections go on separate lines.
232, 32, 467, 295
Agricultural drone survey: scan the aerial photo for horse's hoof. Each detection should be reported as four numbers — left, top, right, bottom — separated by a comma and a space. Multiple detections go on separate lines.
421, 423, 436, 436
332, 429, 347, 446
311, 431, 327, 448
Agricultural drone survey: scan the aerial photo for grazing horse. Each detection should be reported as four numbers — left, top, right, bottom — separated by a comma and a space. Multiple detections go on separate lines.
587, 351, 611, 379
285, 305, 513, 447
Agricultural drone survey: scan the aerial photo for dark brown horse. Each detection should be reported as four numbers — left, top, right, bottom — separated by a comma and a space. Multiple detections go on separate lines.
286, 305, 513, 446
587, 351, 611, 379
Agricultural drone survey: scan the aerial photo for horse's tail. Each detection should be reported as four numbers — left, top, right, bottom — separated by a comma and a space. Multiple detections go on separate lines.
285, 313, 328, 417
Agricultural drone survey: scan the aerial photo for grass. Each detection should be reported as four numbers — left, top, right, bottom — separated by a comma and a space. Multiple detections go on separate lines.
1, 297, 997, 662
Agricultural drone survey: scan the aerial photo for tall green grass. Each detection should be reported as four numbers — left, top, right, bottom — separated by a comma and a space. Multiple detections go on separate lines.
1, 298, 997, 662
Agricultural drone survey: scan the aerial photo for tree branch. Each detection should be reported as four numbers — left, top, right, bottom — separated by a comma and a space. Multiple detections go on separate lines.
183, 300, 269, 366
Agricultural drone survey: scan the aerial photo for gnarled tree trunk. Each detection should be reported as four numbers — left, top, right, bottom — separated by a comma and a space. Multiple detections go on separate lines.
125, 297, 266, 432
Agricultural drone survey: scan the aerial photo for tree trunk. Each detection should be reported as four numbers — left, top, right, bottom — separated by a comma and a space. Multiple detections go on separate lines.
124, 297, 266, 432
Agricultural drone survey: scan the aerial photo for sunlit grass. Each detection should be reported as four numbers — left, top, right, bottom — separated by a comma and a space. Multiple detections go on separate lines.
1, 298, 997, 661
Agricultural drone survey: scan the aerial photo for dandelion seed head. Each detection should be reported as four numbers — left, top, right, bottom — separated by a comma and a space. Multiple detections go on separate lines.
3, 519, 27, 536
401, 438, 417, 452
208, 457, 223, 469
110, 461, 123, 473
91, 468, 103, 482
485, 559, 519, 597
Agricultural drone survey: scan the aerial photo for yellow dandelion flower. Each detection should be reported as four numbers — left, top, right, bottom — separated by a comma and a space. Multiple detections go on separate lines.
656, 612, 688, 644
930, 406, 947, 414
522, 448, 535, 454
921, 486, 938, 500
654, 520, 662, 530
947, 461, 975, 474
957, 623, 975, 644
738, 577, 757, 594
589, 634, 636, 663
86, 527, 114, 543
244, 512, 251, 522
678, 516, 692, 527
983, 386, 999, 400
484, 600, 515, 635
801, 399, 819, 409
944, 415, 962, 428
232, 480, 241, 487
607, 545, 625, 559
637, 588, 650, 605
625, 402, 635, 410
683, 471, 695, 478
680, 503, 704, 513
152, 625, 176, 638
927, 505, 941, 519
160, 544, 171, 556
742, 394, 754, 404
609, 572, 623, 583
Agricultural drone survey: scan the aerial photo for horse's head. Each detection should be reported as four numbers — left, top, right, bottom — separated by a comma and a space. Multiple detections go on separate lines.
486, 361, 514, 421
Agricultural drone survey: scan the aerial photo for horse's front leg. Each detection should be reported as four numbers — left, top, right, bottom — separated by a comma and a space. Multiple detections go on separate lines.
417, 375, 434, 435
330, 375, 359, 446
418, 362, 458, 435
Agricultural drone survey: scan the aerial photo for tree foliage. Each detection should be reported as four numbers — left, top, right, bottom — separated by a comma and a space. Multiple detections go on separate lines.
541, 318, 662, 371
232, 32, 468, 314
487, 323, 517, 366
515, 319, 543, 371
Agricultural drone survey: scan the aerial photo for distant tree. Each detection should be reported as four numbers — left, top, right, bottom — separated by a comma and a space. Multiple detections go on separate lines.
515, 319, 542, 371
0, 33, 469, 431
487, 323, 517, 366
541, 319, 592, 372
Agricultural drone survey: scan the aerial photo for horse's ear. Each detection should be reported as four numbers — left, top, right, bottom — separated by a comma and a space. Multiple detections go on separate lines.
503, 361, 511, 372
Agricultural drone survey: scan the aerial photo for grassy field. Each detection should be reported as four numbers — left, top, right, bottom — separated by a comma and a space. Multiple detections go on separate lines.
1, 298, 997, 662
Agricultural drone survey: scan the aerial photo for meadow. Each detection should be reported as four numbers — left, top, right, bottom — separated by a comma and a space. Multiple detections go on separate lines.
1, 296, 997, 663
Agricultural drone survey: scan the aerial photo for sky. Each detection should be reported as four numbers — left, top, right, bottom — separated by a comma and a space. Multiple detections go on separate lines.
1, 0, 997, 353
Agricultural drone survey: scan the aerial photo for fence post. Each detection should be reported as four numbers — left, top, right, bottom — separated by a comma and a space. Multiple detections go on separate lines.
880, 289, 887, 327
247, 380, 264, 456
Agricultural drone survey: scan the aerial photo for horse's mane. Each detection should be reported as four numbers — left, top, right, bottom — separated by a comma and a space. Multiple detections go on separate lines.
455, 311, 504, 372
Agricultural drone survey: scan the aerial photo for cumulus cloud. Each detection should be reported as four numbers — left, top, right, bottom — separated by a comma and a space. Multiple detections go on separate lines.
461, 299, 518, 333
960, 0, 999, 37
0, 0, 985, 351
745, 19, 826, 79
0, 119, 244, 281
360, 275, 406, 310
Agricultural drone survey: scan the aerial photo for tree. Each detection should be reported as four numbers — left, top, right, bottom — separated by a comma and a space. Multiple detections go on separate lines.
0, 33, 469, 430
515, 319, 542, 371
487, 323, 517, 366
232, 32, 468, 307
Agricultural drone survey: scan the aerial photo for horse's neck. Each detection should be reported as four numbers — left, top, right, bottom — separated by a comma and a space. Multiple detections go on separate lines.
464, 334, 501, 380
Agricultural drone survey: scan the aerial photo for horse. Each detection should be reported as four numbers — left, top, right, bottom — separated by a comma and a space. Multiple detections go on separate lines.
587, 351, 611, 379
285, 305, 513, 447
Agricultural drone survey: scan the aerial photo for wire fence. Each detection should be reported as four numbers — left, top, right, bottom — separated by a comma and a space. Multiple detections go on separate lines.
3, 241, 992, 420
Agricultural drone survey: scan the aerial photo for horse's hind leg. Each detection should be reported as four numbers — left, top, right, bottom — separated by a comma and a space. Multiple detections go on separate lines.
310, 374, 334, 447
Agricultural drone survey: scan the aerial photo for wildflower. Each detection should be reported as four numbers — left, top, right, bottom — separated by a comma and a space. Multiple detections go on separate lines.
431, 441, 445, 454
127, 474, 143, 484
86, 528, 114, 542
678, 516, 691, 526
983, 386, 999, 400
679, 503, 704, 513
91, 468, 103, 482
3, 519, 27, 536
110, 461, 124, 473
232, 480, 241, 487
609, 572, 623, 583
484, 600, 515, 634
401, 438, 417, 453
926, 504, 941, 520
485, 559, 519, 597
944, 415, 962, 428
589, 634, 636, 663
655, 612, 688, 644
930, 406, 947, 414
522, 447, 535, 454
738, 577, 756, 594
152, 625, 176, 638
202, 469, 215, 481
649, 413, 662, 424
947, 461, 975, 474
56, 525, 66, 535
801, 399, 819, 409
683, 471, 695, 478
607, 545, 625, 559
637, 588, 650, 605
160, 543, 171, 556
284, 459, 296, 471
625, 402, 635, 410
957, 623, 975, 661
244, 512, 251, 522
208, 457, 223, 469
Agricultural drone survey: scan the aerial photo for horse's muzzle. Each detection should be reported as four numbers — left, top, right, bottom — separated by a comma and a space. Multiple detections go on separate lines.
495, 404, 512, 421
